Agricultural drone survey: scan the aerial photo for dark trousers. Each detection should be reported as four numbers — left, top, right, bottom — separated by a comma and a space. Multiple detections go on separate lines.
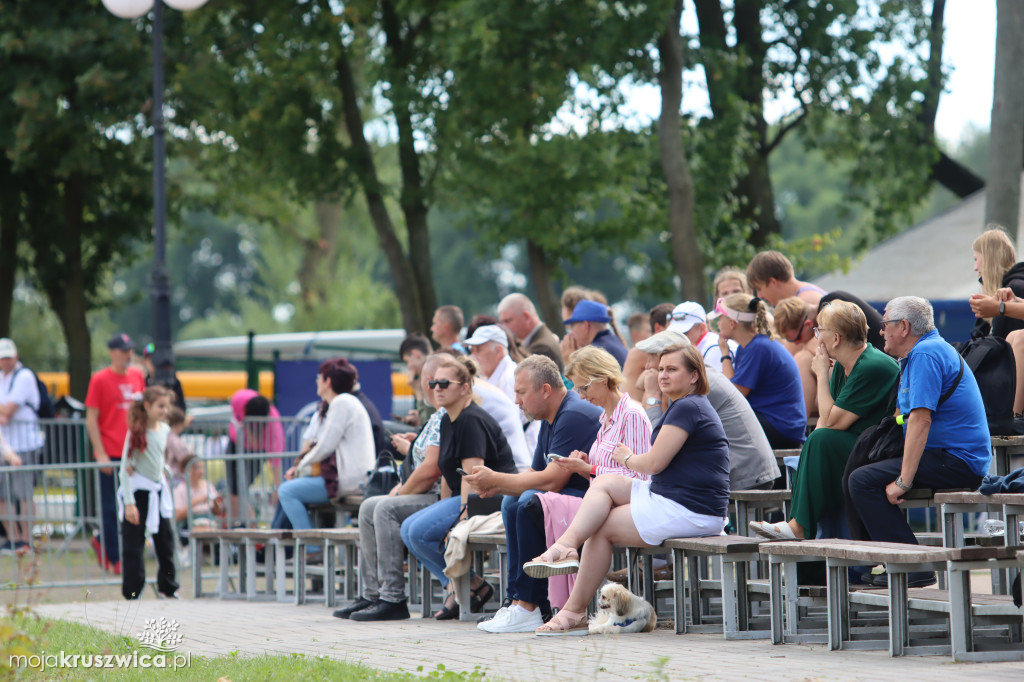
754, 411, 804, 450
99, 469, 121, 564
121, 489, 178, 600
846, 448, 983, 545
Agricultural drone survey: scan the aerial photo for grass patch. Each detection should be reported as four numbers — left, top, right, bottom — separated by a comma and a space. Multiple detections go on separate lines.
1, 614, 489, 681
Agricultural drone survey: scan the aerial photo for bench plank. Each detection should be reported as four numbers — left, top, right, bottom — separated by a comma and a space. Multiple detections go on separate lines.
663, 535, 765, 554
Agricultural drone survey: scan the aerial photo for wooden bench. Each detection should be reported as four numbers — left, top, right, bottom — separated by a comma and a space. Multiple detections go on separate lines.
762, 539, 1024, 660
935, 491, 1024, 595
990, 434, 1024, 476
190, 528, 292, 601
290, 528, 361, 607
308, 494, 365, 527
663, 535, 768, 638
456, 533, 507, 622
731, 490, 791, 535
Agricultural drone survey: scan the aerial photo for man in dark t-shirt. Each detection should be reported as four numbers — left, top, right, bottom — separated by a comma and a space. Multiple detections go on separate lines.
464, 355, 601, 633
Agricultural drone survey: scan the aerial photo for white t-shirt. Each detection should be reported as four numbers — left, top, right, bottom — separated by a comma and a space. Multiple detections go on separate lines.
0, 363, 43, 452
697, 332, 738, 373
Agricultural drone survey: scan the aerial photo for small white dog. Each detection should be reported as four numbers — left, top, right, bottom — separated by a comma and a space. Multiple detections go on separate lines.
589, 583, 657, 634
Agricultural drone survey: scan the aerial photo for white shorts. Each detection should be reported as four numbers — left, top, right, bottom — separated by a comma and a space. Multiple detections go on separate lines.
629, 479, 726, 545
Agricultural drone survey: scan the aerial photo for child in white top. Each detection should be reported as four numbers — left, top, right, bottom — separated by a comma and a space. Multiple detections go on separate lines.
119, 386, 178, 600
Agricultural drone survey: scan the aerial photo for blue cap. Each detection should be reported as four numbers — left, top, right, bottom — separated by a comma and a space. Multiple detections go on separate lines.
563, 299, 612, 325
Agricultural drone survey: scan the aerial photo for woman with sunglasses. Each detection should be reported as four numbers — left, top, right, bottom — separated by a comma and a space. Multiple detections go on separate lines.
773, 296, 820, 420
399, 354, 518, 619
524, 344, 728, 635
750, 301, 898, 541
711, 293, 807, 448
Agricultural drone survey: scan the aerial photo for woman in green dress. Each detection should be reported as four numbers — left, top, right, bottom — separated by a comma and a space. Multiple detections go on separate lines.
749, 300, 898, 540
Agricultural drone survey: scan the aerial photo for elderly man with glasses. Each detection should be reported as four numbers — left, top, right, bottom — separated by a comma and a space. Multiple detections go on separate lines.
664, 302, 737, 372
845, 296, 991, 588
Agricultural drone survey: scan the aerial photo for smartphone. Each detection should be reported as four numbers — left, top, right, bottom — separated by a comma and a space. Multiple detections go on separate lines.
456, 467, 469, 476
545, 453, 567, 462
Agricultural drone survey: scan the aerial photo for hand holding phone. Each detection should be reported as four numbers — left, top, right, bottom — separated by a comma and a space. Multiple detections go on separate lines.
545, 453, 566, 462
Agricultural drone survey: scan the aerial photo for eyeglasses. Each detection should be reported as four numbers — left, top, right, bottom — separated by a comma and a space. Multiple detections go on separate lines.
429, 379, 462, 390
812, 326, 831, 338
880, 318, 904, 328
574, 378, 598, 395
785, 314, 808, 343
670, 311, 703, 322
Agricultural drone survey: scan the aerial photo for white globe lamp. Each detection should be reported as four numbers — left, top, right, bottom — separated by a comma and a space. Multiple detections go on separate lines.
101, 0, 154, 19
164, 0, 209, 10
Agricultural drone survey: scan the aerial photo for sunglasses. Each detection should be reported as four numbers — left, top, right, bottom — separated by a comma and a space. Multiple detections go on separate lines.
785, 314, 808, 343
428, 379, 462, 390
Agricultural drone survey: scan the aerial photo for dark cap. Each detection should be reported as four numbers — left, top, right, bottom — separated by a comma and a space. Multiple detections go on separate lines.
107, 333, 134, 352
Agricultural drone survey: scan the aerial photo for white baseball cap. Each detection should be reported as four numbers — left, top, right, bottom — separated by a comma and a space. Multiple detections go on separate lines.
666, 302, 707, 334
0, 338, 16, 359
635, 330, 691, 354
462, 325, 509, 349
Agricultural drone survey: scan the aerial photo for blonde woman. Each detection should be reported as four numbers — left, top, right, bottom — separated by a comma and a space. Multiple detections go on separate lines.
711, 293, 807, 448
968, 226, 1024, 339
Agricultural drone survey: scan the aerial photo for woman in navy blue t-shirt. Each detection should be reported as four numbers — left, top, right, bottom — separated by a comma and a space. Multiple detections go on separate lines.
523, 344, 729, 635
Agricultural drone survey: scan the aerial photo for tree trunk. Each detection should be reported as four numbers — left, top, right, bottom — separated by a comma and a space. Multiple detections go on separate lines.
334, 46, 427, 333
658, 0, 704, 302
49, 172, 92, 399
695, 0, 779, 245
526, 239, 561, 329
0, 170, 17, 337
986, 0, 1024, 243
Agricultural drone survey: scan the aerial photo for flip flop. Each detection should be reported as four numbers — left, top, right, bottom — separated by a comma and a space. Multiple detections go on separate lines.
535, 608, 589, 637
523, 542, 580, 578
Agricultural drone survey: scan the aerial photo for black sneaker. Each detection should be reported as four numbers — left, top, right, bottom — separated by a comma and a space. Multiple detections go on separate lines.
476, 597, 512, 624
350, 599, 410, 621
333, 597, 377, 619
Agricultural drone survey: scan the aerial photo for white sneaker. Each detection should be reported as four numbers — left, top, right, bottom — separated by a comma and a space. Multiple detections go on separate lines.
479, 606, 543, 633
477, 605, 511, 631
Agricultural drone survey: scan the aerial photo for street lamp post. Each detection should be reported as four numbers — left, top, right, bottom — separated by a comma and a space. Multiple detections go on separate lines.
102, 0, 208, 385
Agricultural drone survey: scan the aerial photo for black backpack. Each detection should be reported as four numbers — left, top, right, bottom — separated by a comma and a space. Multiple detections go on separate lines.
953, 336, 1016, 436
363, 452, 402, 498
16, 367, 54, 419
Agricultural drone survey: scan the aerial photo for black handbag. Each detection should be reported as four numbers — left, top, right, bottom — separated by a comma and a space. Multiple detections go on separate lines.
363, 452, 402, 498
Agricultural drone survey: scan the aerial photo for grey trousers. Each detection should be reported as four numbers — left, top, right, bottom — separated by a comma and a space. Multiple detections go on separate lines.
359, 493, 438, 603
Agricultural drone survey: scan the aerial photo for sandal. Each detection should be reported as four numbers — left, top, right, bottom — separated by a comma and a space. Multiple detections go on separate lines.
470, 580, 494, 613
434, 592, 460, 620
535, 608, 589, 636
523, 542, 579, 579
748, 520, 798, 540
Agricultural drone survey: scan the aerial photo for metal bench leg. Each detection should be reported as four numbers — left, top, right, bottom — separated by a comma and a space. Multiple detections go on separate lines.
642, 554, 655, 603
888, 572, 909, 657
218, 538, 230, 597
296, 538, 307, 605
245, 539, 258, 600
273, 540, 288, 603
721, 556, 741, 638
673, 548, 687, 635
687, 556, 701, 628
191, 537, 202, 598
769, 558, 784, 644
948, 561, 973, 662
783, 561, 799, 638
421, 564, 432, 618
325, 540, 337, 607
346, 543, 358, 600
826, 560, 849, 651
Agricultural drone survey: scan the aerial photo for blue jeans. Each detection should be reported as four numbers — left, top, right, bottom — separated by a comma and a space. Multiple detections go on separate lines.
275, 476, 329, 532
400, 496, 462, 588
847, 448, 983, 545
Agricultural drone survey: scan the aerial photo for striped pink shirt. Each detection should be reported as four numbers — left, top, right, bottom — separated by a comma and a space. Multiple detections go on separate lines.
589, 393, 653, 480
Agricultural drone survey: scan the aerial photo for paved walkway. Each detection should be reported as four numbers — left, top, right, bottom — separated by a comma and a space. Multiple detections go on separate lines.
35, 597, 1022, 680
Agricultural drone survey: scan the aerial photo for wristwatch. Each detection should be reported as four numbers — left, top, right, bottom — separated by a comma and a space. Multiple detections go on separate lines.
894, 476, 912, 491
645, 397, 660, 406
1000, 300, 1006, 315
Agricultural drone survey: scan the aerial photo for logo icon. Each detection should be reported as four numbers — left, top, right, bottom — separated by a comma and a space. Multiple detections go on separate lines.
138, 618, 183, 652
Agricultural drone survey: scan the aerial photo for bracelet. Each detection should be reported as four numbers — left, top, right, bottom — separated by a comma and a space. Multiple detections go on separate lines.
590, 464, 598, 477
622, 452, 633, 469
721, 355, 732, 362
894, 476, 912, 492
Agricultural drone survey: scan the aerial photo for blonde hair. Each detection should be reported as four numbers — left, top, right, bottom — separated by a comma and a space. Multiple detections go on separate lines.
723, 293, 774, 338
772, 297, 809, 338
973, 227, 1017, 297
565, 346, 624, 391
713, 267, 750, 298
817, 300, 867, 346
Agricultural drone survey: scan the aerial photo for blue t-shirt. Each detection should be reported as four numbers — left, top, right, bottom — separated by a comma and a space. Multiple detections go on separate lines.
590, 329, 628, 368
898, 329, 991, 476
649, 394, 730, 517
731, 334, 807, 443
531, 390, 602, 494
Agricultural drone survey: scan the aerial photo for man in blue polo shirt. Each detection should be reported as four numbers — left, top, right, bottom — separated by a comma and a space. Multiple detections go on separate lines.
563, 299, 628, 368
464, 355, 601, 633
848, 296, 990, 587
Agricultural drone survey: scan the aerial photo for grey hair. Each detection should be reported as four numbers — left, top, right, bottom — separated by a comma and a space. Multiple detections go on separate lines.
885, 296, 935, 336
514, 354, 562, 391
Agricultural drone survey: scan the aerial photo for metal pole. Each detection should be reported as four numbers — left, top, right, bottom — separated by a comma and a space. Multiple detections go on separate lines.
151, 0, 175, 386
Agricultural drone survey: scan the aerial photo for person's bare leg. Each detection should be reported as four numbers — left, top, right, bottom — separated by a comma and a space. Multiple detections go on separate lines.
560, 505, 653, 615
553, 475, 633, 551
1009, 330, 1024, 415
786, 519, 805, 539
